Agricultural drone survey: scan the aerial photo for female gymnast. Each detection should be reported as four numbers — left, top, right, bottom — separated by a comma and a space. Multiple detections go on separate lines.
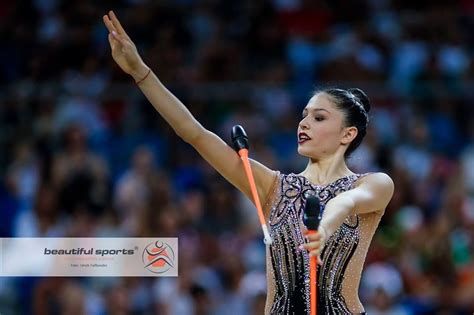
103, 10, 394, 314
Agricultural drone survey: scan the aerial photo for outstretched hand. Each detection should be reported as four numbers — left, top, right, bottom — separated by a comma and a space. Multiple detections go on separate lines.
103, 10, 149, 80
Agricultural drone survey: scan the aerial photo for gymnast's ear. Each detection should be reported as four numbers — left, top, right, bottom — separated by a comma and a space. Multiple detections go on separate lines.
341, 126, 358, 145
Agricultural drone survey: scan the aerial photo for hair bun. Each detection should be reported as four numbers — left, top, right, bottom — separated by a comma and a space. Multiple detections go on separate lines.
348, 88, 370, 113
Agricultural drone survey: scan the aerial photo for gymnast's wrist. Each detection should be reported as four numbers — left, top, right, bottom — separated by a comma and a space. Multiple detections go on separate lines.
318, 224, 328, 240
131, 63, 151, 83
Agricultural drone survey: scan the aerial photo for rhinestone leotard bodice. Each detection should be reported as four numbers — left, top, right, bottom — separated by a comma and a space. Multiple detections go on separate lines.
264, 172, 383, 315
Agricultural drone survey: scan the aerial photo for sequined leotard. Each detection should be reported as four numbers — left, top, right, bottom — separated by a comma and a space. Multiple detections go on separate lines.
264, 172, 384, 315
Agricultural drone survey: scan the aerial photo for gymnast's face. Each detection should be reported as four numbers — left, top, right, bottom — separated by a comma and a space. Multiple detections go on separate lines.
297, 92, 349, 159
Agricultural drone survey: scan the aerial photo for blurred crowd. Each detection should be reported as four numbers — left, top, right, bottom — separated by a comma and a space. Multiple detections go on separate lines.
0, 0, 473, 314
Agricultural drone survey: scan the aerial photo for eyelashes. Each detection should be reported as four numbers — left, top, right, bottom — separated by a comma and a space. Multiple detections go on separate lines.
300, 115, 325, 122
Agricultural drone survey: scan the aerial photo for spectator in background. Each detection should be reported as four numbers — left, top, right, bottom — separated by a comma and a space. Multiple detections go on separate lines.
13, 183, 64, 237
51, 124, 109, 214
114, 145, 160, 235
6, 140, 40, 212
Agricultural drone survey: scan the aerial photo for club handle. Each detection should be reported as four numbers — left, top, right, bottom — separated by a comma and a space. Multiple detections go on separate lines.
304, 195, 321, 230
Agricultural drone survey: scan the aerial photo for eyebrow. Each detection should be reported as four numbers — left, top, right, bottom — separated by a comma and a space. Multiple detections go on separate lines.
302, 108, 330, 114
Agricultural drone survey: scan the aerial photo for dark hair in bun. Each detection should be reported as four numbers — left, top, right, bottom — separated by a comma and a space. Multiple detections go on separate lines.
347, 88, 371, 113
314, 87, 371, 158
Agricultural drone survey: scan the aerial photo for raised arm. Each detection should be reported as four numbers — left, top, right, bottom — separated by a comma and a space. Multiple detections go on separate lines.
103, 11, 277, 215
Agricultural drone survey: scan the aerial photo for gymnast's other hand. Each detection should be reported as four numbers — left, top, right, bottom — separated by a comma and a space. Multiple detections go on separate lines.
300, 225, 327, 265
103, 10, 149, 81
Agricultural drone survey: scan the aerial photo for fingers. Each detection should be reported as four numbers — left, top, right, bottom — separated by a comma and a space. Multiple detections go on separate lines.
109, 10, 129, 38
108, 33, 114, 47
107, 29, 128, 49
302, 242, 322, 256
108, 33, 119, 49
103, 14, 116, 33
299, 230, 325, 262
107, 33, 120, 50
299, 240, 322, 256
304, 232, 322, 242
112, 31, 127, 46
104, 13, 128, 48
309, 249, 322, 257
307, 246, 323, 264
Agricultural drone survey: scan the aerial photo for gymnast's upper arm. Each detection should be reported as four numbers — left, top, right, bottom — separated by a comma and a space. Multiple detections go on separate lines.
188, 128, 277, 206
344, 172, 394, 215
